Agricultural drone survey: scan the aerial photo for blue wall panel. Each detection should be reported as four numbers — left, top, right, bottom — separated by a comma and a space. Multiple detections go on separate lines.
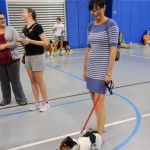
130, 1, 141, 42
148, 0, 150, 30
66, 0, 79, 48
78, 0, 90, 48
112, 0, 150, 43
89, 14, 95, 22
0, 0, 8, 25
116, 0, 122, 32
121, 1, 131, 43
105, 0, 112, 18
112, 0, 118, 22
1, 0, 150, 48
139, 1, 150, 41
65, 0, 118, 48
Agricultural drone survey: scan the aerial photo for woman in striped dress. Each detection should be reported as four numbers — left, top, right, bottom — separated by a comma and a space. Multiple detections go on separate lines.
83, 0, 119, 135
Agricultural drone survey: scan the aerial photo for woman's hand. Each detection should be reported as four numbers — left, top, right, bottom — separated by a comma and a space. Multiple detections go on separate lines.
14, 38, 22, 43
0, 43, 9, 51
0, 45, 5, 51
104, 74, 111, 82
21, 38, 31, 45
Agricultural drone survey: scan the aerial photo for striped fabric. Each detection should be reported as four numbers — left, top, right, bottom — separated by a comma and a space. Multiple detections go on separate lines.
86, 19, 119, 93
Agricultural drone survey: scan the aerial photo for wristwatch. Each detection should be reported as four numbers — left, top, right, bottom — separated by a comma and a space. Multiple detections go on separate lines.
106, 72, 112, 77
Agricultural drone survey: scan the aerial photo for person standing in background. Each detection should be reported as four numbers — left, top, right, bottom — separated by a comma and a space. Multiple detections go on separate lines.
18, 8, 49, 112
0, 12, 27, 106
53, 17, 65, 56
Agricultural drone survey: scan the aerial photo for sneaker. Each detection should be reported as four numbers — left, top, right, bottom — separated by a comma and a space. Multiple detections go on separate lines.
53, 52, 56, 57
59, 53, 63, 56
29, 102, 41, 111
39, 102, 50, 112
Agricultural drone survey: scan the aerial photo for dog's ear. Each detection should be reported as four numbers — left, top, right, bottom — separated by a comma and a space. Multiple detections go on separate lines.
59, 143, 70, 150
66, 136, 73, 141
60, 136, 77, 149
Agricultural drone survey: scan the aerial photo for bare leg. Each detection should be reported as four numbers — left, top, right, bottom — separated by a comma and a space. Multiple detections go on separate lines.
121, 43, 131, 49
34, 71, 47, 102
54, 40, 59, 56
27, 69, 39, 102
90, 92, 106, 135
90, 91, 98, 130
59, 40, 63, 55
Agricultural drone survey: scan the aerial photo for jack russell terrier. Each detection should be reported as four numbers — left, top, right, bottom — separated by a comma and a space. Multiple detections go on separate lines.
57, 130, 102, 150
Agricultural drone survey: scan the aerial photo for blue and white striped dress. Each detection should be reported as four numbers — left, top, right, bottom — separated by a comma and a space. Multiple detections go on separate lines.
86, 19, 119, 94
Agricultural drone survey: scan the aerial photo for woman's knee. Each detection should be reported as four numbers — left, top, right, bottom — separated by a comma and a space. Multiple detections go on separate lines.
34, 74, 44, 86
29, 77, 37, 85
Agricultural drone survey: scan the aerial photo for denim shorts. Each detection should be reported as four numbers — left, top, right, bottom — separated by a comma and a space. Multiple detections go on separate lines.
25, 54, 46, 71
55, 36, 64, 40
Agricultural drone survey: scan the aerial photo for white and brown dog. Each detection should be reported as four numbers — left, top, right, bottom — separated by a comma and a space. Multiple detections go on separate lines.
57, 130, 102, 150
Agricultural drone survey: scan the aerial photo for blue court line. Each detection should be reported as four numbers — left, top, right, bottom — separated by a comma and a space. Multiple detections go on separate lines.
113, 92, 141, 150
1, 63, 141, 149
0, 93, 141, 150
46, 64, 83, 81
0, 98, 91, 118
47, 63, 141, 149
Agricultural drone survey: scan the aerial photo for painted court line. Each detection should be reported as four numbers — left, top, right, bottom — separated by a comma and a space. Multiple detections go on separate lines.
47, 53, 150, 62
47, 56, 84, 61
46, 53, 150, 62
8, 114, 149, 150
122, 53, 150, 59
142, 113, 150, 118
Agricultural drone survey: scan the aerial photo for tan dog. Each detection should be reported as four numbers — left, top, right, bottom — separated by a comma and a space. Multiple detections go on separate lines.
45, 40, 71, 57
44, 41, 52, 56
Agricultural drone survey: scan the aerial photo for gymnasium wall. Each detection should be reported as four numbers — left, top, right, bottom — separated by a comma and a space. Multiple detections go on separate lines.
112, 0, 150, 43
1, 0, 150, 48
66, 0, 113, 48
0, 0, 8, 25
66, 0, 90, 48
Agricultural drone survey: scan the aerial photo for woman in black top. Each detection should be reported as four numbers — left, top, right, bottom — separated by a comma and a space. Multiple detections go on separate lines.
19, 8, 49, 112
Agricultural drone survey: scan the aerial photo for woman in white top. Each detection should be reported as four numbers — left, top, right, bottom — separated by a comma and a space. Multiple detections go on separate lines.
53, 17, 65, 56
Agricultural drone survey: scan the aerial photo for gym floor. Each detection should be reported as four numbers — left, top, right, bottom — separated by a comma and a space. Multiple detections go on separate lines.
0, 44, 150, 150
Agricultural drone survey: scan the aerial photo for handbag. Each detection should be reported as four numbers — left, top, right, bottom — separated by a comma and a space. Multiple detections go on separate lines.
105, 20, 120, 61
115, 46, 120, 61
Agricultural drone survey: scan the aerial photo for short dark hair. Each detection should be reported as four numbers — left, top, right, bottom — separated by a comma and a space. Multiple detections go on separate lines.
0, 12, 4, 15
56, 17, 61, 22
89, 0, 106, 11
